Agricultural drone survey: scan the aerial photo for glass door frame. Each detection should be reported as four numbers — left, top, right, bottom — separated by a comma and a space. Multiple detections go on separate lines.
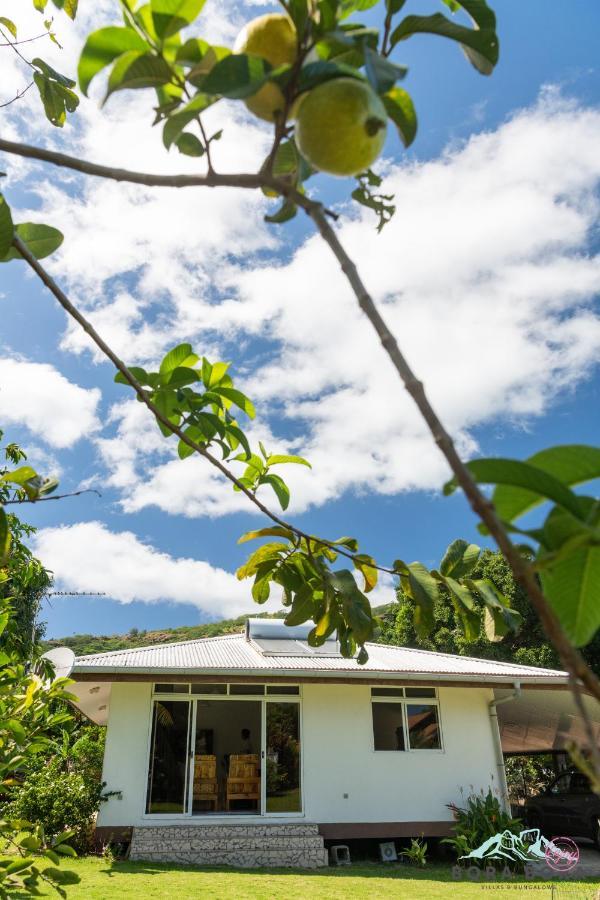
261, 698, 303, 818
144, 686, 303, 819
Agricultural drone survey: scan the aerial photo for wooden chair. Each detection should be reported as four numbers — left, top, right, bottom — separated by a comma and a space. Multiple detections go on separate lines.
225, 754, 260, 811
193, 754, 219, 811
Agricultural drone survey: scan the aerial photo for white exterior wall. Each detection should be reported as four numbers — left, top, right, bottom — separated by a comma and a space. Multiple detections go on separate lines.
97, 681, 498, 828
301, 683, 497, 823
98, 682, 152, 827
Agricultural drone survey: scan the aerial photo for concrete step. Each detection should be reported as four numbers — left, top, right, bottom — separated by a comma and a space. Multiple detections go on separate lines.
130, 823, 328, 868
133, 836, 326, 851
131, 847, 329, 868
133, 823, 320, 837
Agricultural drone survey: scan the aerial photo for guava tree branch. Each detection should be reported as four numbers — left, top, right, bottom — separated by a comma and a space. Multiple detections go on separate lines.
4, 138, 600, 707
305, 202, 600, 703
0, 137, 265, 190
0, 138, 338, 219
11, 233, 395, 576
3, 488, 101, 504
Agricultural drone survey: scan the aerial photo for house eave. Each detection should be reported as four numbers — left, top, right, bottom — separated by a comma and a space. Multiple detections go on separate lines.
71, 665, 570, 688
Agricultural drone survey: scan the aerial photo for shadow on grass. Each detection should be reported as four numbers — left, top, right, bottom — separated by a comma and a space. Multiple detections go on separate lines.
95, 859, 600, 886
97, 860, 442, 881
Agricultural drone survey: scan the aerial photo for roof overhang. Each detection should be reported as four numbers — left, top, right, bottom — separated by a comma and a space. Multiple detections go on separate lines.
70, 680, 112, 726
496, 687, 600, 753
71, 666, 570, 687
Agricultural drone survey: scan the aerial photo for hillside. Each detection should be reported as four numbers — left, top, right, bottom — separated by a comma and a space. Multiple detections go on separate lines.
43, 605, 394, 657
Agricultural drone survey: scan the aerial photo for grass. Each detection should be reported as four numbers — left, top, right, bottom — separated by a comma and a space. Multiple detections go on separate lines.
42, 857, 600, 899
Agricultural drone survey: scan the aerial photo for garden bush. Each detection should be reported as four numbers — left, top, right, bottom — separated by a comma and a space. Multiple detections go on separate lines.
443, 788, 521, 859
4, 759, 106, 853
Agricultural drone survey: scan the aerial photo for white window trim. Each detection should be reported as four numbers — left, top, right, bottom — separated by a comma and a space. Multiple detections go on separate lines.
370, 691, 445, 754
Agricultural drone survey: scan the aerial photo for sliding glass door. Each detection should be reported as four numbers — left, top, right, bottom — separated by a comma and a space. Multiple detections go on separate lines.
190, 699, 262, 815
146, 700, 190, 814
145, 689, 302, 816
265, 702, 301, 813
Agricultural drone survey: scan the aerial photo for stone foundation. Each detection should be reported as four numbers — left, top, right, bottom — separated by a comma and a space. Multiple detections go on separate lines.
129, 823, 329, 868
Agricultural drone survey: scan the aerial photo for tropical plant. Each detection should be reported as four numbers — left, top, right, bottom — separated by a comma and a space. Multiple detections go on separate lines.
443, 788, 521, 860
0, 438, 80, 896
400, 837, 427, 866
379, 548, 600, 673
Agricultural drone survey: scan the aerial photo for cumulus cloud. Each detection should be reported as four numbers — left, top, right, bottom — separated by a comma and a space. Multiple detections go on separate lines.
93, 93, 600, 517
3, 2, 600, 522
0, 357, 101, 448
33, 521, 260, 618
2, 0, 276, 366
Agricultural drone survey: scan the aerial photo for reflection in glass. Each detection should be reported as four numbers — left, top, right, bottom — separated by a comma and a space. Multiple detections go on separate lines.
146, 700, 190, 813
372, 702, 405, 751
266, 702, 301, 812
407, 703, 441, 749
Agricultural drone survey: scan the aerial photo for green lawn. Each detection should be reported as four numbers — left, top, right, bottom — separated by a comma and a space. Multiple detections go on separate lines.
44, 857, 600, 899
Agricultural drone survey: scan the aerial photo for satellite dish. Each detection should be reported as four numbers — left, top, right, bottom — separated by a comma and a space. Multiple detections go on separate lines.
41, 647, 75, 679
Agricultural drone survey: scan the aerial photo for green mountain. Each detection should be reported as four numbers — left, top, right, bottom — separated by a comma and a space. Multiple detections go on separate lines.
43, 606, 394, 658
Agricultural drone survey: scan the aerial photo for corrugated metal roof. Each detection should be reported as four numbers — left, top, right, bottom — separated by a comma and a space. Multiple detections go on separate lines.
73, 632, 568, 684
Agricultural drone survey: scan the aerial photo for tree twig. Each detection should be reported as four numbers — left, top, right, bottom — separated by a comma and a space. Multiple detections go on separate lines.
303, 202, 600, 705
4, 138, 600, 711
0, 32, 54, 48
11, 233, 396, 577
0, 82, 34, 109
4, 488, 101, 505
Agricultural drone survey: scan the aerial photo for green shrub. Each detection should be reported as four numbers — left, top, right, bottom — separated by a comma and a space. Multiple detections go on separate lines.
4, 760, 106, 853
443, 788, 521, 860
401, 837, 427, 866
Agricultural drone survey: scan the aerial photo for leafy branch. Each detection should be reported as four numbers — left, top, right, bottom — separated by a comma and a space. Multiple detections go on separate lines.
3, 0, 600, 732
0, 144, 598, 704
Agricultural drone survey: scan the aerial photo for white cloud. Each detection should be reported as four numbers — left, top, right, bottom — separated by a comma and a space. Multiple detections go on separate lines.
33, 521, 260, 618
0, 357, 101, 448
91, 93, 600, 518
3, 3, 600, 521
2, 1, 278, 367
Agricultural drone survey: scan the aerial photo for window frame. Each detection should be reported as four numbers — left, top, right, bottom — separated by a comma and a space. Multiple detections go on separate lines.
152, 683, 300, 699
370, 687, 444, 754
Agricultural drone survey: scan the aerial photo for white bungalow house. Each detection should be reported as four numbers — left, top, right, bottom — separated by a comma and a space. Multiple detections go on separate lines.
70, 618, 599, 868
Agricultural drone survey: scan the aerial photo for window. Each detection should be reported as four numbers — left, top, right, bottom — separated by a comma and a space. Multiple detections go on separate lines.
550, 774, 572, 795
372, 687, 404, 698
570, 773, 590, 795
372, 702, 406, 751
229, 684, 266, 695
266, 685, 300, 695
190, 683, 227, 695
154, 683, 190, 693
371, 688, 442, 752
406, 703, 441, 750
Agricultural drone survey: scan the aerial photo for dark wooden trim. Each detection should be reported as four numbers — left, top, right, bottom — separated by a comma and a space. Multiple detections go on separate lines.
73, 672, 568, 690
93, 821, 451, 841
318, 821, 454, 839
93, 826, 133, 845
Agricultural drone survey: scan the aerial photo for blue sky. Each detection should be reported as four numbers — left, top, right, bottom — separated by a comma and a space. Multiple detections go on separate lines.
1, 0, 599, 639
